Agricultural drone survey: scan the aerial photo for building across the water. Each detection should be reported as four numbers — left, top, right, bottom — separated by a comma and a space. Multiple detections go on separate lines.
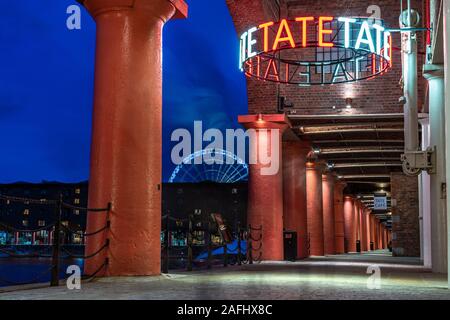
0, 182, 248, 247
0, 182, 88, 245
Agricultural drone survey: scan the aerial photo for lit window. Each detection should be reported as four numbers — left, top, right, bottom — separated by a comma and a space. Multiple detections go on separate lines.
62, 221, 69, 227
38, 220, 45, 227
75, 188, 81, 194
6, 200, 10, 205
74, 198, 80, 204
74, 210, 80, 215
22, 220, 29, 227
24, 209, 30, 216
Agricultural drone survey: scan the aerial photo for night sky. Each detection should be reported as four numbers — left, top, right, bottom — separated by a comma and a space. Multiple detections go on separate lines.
0, 0, 247, 183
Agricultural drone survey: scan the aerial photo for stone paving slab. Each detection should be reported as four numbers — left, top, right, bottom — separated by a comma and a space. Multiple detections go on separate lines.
1, 253, 449, 300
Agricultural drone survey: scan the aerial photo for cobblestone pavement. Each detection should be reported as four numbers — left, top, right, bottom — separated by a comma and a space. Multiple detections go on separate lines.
1, 251, 449, 300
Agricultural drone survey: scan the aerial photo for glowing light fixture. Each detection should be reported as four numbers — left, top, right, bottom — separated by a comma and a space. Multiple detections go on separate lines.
345, 98, 353, 109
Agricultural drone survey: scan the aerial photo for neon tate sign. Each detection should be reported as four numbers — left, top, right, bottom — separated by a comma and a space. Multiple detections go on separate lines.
239, 16, 393, 85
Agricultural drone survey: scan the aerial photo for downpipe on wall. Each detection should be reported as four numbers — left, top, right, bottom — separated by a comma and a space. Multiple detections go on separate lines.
400, 0, 435, 176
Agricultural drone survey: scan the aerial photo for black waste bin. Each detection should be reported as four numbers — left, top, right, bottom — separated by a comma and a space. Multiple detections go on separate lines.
370, 242, 374, 251
284, 231, 297, 262
356, 240, 361, 253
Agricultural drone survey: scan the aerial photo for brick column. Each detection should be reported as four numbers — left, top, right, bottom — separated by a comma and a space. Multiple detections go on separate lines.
282, 141, 311, 259
334, 181, 346, 254
344, 196, 356, 253
306, 161, 325, 256
240, 114, 289, 261
80, 0, 188, 276
322, 172, 335, 255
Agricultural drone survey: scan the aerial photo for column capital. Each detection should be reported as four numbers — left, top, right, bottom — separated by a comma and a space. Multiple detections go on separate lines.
78, 0, 188, 20
423, 63, 444, 80
239, 113, 291, 132
306, 160, 326, 171
322, 171, 337, 182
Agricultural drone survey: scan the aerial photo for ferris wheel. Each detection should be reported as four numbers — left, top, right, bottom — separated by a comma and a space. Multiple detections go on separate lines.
168, 148, 248, 183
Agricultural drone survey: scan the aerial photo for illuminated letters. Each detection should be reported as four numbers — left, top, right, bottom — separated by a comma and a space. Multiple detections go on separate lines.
247, 27, 258, 58
319, 16, 334, 47
238, 16, 393, 85
338, 17, 357, 48
355, 21, 376, 53
272, 19, 296, 50
295, 17, 314, 47
259, 21, 274, 52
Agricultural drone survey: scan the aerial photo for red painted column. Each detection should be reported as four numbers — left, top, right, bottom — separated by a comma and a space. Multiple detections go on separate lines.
365, 209, 371, 251
379, 223, 384, 249
370, 214, 376, 250
81, 0, 188, 276
306, 162, 325, 256
322, 172, 335, 255
373, 216, 380, 250
343, 196, 355, 253
333, 181, 346, 254
360, 206, 368, 252
240, 114, 289, 261
15, 232, 19, 245
353, 199, 361, 251
282, 141, 311, 259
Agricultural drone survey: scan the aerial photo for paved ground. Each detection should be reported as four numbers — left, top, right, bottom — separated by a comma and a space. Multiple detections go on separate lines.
1, 251, 449, 300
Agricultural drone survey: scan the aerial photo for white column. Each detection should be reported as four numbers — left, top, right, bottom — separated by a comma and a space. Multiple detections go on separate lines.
424, 65, 447, 274
443, 0, 450, 287
419, 118, 432, 268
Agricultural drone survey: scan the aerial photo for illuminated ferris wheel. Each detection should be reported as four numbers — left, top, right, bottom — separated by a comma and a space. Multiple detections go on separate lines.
168, 149, 248, 183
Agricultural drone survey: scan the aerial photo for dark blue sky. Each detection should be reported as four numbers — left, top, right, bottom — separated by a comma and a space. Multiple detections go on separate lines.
0, 0, 247, 183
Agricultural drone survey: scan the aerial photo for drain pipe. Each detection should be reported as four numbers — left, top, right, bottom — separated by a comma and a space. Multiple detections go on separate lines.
402, 0, 419, 153
400, 0, 434, 175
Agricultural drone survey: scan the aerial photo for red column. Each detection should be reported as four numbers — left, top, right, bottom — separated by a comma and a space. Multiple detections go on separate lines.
353, 200, 361, 251
240, 114, 289, 261
344, 196, 355, 252
282, 141, 311, 259
306, 162, 325, 256
81, 0, 188, 276
333, 181, 346, 254
360, 206, 368, 252
322, 172, 335, 255
379, 222, 384, 249
370, 214, 376, 250
15, 232, 19, 245
365, 209, 371, 251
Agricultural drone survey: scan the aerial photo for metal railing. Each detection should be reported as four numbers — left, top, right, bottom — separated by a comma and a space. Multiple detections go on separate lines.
161, 213, 262, 273
0, 193, 110, 287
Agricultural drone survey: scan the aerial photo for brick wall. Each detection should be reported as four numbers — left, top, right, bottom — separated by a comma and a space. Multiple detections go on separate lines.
391, 173, 420, 257
226, 0, 426, 115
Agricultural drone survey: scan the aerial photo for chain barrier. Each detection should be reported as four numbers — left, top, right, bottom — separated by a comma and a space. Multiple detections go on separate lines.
161, 213, 263, 272
0, 193, 110, 288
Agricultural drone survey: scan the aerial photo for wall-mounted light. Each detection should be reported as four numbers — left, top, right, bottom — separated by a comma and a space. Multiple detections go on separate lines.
257, 113, 264, 122
345, 98, 353, 109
